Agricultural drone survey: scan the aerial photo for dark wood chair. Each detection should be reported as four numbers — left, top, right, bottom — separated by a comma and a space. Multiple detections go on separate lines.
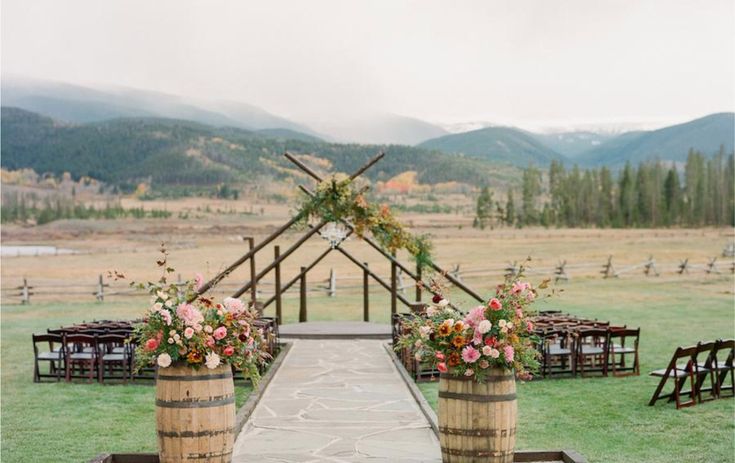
649, 345, 699, 409
698, 339, 734, 399
607, 327, 640, 377
540, 329, 576, 377
32, 333, 66, 382
575, 328, 610, 377
98, 334, 131, 383
65, 334, 99, 382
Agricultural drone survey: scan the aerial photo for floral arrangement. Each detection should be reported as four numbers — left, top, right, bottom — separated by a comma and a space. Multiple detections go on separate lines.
132, 248, 270, 381
395, 277, 542, 381
299, 173, 433, 270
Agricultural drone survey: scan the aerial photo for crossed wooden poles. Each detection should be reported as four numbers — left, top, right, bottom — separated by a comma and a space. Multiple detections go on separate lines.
192, 151, 484, 323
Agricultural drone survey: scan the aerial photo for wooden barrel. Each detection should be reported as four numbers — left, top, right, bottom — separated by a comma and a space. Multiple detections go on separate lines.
155, 364, 235, 463
438, 369, 517, 463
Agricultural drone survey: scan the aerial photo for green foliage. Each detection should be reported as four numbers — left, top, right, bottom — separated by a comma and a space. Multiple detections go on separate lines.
509, 151, 735, 228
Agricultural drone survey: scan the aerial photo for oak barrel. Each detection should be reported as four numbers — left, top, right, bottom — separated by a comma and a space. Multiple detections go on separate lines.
155, 364, 235, 463
438, 369, 517, 463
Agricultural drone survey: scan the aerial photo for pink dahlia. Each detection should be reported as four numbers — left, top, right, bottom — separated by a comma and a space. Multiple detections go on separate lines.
461, 345, 481, 364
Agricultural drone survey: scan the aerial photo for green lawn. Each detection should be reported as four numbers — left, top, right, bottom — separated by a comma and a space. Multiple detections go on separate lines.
2, 276, 733, 462
0, 301, 252, 463
417, 277, 735, 463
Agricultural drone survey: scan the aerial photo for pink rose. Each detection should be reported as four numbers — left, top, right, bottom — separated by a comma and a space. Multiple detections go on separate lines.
461, 346, 481, 363
223, 346, 235, 356
184, 327, 195, 339
213, 326, 227, 341
144, 338, 159, 351
159, 309, 172, 326
503, 345, 515, 362
464, 368, 474, 377
437, 362, 448, 373
516, 308, 524, 318
435, 352, 445, 361
479, 360, 490, 369
223, 297, 245, 313
206, 336, 215, 348
489, 298, 502, 310
527, 321, 534, 332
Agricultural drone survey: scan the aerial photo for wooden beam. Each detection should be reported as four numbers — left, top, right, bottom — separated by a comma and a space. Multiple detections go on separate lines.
193, 212, 305, 298
246, 237, 257, 306
391, 252, 398, 315
231, 219, 328, 298
284, 152, 322, 182
299, 266, 307, 322
349, 151, 385, 181
429, 261, 485, 302
363, 262, 369, 322
274, 245, 282, 324
335, 246, 412, 307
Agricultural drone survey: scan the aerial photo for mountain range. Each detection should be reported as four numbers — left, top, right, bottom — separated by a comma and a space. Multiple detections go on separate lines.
1, 77, 733, 175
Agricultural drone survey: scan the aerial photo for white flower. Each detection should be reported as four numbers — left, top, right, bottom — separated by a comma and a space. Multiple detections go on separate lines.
426, 306, 437, 317
204, 325, 213, 334
446, 318, 455, 327
477, 320, 492, 334
437, 299, 449, 308
498, 319, 507, 328
464, 369, 474, 377
489, 348, 500, 359
151, 302, 163, 312
506, 322, 513, 330
223, 297, 245, 313
482, 345, 493, 356
156, 290, 168, 301
419, 326, 432, 337
414, 352, 422, 361
168, 338, 175, 344
414, 339, 423, 348
164, 299, 173, 308
157, 353, 172, 368
205, 352, 221, 370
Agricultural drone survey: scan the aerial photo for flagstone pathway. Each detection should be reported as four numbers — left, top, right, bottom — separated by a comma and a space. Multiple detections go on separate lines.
232, 339, 441, 462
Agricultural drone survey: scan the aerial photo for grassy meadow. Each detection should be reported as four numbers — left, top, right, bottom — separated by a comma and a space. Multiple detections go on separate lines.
1, 209, 734, 462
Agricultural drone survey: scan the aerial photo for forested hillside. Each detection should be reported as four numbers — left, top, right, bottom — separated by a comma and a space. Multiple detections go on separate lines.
0, 107, 514, 193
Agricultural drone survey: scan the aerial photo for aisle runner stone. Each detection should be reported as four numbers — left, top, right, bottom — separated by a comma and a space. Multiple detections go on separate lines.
233, 339, 441, 462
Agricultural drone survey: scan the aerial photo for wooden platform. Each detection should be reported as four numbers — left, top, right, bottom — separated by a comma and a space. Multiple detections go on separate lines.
278, 321, 392, 339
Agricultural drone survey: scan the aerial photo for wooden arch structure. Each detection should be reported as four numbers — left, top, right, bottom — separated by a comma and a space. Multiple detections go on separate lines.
192, 152, 484, 324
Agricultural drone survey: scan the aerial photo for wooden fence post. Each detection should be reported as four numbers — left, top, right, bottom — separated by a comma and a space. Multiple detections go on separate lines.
363, 262, 370, 322
247, 237, 257, 306
21, 278, 30, 305
328, 268, 336, 297
415, 262, 422, 302
299, 266, 307, 323
274, 246, 282, 324
96, 274, 105, 302
391, 253, 397, 316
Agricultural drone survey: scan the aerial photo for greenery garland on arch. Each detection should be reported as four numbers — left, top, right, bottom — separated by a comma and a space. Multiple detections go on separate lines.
298, 173, 434, 271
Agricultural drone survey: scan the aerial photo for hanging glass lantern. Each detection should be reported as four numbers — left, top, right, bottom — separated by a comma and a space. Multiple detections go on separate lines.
321, 222, 349, 249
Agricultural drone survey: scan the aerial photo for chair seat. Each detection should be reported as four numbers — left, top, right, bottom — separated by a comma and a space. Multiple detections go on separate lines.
611, 346, 636, 354
548, 346, 572, 355
102, 353, 126, 361
650, 368, 692, 378
710, 361, 733, 371
581, 346, 605, 355
111, 347, 126, 354
37, 352, 64, 361
69, 352, 95, 360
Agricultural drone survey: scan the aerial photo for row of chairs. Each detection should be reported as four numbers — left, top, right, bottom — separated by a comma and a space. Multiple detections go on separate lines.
649, 339, 734, 409
33, 317, 280, 383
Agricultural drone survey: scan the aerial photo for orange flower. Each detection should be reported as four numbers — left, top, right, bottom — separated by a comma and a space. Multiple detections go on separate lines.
453, 321, 465, 333
447, 352, 461, 367
438, 321, 452, 337
187, 350, 203, 364
452, 336, 466, 348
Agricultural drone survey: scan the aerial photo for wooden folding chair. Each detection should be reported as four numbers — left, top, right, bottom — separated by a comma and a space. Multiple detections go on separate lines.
65, 334, 99, 382
607, 328, 640, 377
98, 334, 131, 383
649, 345, 699, 409
699, 339, 735, 399
32, 333, 66, 382
540, 328, 576, 377
575, 328, 609, 377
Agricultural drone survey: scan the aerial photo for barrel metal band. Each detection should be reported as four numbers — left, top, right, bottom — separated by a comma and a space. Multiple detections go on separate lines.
439, 426, 516, 437
158, 427, 232, 438
157, 372, 233, 381
438, 391, 516, 402
441, 447, 514, 457
439, 373, 511, 383
183, 449, 233, 460
156, 395, 235, 409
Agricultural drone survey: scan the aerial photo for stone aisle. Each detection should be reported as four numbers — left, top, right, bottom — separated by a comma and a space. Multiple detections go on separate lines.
233, 339, 441, 462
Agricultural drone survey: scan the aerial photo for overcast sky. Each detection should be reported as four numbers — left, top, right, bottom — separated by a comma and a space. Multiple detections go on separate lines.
2, 0, 734, 130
